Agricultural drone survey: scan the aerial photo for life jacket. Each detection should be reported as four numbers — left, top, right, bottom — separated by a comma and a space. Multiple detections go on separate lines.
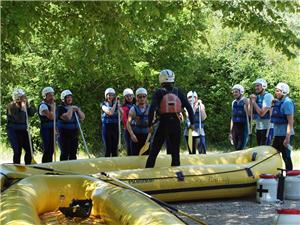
159, 88, 182, 114
253, 92, 270, 120
38, 102, 54, 128
121, 103, 133, 128
185, 107, 204, 130
231, 98, 247, 123
131, 104, 149, 134
101, 101, 119, 124
271, 97, 294, 124
6, 103, 27, 130
57, 105, 79, 130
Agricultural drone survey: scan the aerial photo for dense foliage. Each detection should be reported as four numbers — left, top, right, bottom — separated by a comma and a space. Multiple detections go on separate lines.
1, 1, 299, 155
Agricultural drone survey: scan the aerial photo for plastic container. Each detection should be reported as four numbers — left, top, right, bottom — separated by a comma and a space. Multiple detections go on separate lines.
285, 170, 300, 200
256, 174, 278, 203
272, 209, 300, 225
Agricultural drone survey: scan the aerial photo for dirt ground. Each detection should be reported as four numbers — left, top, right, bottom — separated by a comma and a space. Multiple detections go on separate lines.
172, 197, 300, 225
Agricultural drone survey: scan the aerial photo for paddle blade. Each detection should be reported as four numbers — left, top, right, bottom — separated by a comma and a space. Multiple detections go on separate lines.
139, 142, 150, 156
188, 128, 193, 151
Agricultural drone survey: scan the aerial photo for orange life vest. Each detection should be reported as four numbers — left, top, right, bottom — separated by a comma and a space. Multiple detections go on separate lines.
160, 88, 182, 114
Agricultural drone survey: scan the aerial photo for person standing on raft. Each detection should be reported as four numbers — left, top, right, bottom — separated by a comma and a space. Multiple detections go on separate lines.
145, 69, 195, 168
101, 88, 120, 157
127, 88, 150, 155
229, 84, 250, 150
271, 83, 295, 170
57, 90, 85, 161
6, 88, 36, 164
38, 87, 56, 162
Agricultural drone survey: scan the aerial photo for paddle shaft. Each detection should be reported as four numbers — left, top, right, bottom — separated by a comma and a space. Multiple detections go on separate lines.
53, 103, 56, 162
74, 112, 91, 158
24, 106, 36, 164
101, 172, 208, 225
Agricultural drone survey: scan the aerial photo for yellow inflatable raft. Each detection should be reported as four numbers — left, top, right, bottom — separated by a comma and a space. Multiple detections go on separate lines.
0, 175, 184, 225
1, 147, 282, 202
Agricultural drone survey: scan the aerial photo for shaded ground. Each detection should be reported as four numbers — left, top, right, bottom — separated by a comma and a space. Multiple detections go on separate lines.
172, 197, 300, 225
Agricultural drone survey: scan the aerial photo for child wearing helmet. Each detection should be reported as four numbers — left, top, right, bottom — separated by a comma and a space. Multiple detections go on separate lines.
120, 88, 135, 156
145, 69, 195, 168
250, 79, 274, 146
38, 87, 56, 162
57, 90, 85, 161
6, 88, 36, 164
230, 84, 250, 150
271, 82, 295, 170
101, 88, 120, 157
126, 88, 149, 155
184, 91, 207, 154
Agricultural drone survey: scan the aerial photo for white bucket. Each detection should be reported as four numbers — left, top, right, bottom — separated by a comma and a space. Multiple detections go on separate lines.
272, 209, 300, 225
285, 170, 300, 200
257, 174, 278, 203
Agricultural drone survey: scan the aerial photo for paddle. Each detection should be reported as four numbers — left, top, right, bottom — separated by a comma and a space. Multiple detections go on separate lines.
24, 106, 37, 164
53, 102, 57, 162
12, 164, 207, 225
74, 112, 91, 158
117, 97, 122, 152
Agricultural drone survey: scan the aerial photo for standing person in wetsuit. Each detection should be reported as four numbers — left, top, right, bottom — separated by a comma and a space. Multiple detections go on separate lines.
250, 79, 274, 146
271, 83, 295, 170
38, 86, 56, 162
120, 88, 135, 156
6, 88, 36, 164
101, 88, 120, 157
127, 88, 149, 155
229, 84, 250, 150
145, 69, 195, 168
57, 90, 85, 161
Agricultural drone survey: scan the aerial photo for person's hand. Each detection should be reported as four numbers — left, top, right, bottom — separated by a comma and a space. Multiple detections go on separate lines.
283, 136, 290, 148
189, 124, 195, 131
228, 133, 234, 145
131, 134, 138, 143
21, 101, 27, 111
250, 94, 256, 103
72, 106, 79, 112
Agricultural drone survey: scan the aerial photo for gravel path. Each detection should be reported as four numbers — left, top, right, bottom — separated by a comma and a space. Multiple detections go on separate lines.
172, 197, 300, 225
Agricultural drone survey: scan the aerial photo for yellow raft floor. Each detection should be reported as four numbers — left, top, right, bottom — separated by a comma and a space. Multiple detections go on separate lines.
40, 211, 105, 225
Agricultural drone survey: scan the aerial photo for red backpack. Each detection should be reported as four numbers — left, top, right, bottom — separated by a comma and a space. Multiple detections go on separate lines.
160, 88, 182, 114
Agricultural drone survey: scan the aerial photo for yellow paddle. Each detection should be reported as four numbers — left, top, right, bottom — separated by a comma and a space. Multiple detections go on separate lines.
188, 128, 193, 152
139, 129, 152, 156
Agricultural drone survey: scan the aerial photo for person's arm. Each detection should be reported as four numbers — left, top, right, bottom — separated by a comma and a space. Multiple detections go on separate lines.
180, 91, 194, 125
102, 100, 118, 116
250, 94, 271, 117
40, 104, 55, 120
283, 115, 294, 147
75, 107, 85, 121
148, 90, 160, 127
126, 109, 138, 143
60, 106, 74, 121
199, 101, 207, 120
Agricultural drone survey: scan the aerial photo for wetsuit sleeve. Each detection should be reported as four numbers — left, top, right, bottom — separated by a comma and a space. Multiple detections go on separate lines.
148, 90, 161, 127
178, 90, 195, 124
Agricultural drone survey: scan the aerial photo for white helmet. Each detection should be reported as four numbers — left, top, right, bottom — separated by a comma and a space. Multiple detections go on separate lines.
104, 88, 116, 97
276, 82, 289, 95
232, 84, 245, 95
187, 91, 198, 98
12, 88, 25, 101
136, 87, 147, 96
253, 79, 267, 89
159, 69, 175, 84
60, 90, 72, 101
42, 86, 54, 98
123, 88, 134, 96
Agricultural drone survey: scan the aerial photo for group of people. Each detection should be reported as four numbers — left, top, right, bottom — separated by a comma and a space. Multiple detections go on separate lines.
230, 79, 295, 170
6, 69, 295, 170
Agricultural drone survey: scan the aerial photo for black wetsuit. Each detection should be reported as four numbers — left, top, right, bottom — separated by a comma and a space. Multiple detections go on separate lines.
145, 85, 195, 168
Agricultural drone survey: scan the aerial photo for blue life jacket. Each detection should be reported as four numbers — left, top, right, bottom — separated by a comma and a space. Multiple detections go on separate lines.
101, 101, 119, 124
232, 98, 247, 123
271, 97, 294, 124
131, 105, 149, 134
38, 102, 54, 128
6, 107, 27, 130
253, 92, 270, 120
57, 105, 78, 130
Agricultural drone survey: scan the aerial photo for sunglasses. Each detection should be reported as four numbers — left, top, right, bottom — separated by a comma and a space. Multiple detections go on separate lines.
137, 95, 147, 99
232, 90, 240, 94
125, 94, 133, 98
